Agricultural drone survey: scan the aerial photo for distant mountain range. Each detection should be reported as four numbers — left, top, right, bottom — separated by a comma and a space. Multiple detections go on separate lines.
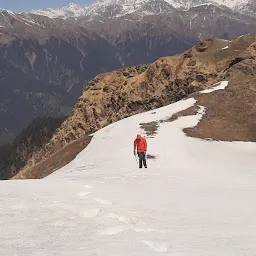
31, 0, 255, 19
0, 0, 255, 145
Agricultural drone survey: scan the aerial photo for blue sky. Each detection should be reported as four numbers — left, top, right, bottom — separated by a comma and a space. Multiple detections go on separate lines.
0, 0, 96, 12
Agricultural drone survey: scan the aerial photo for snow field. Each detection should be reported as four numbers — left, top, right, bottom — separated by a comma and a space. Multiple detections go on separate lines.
1, 81, 256, 255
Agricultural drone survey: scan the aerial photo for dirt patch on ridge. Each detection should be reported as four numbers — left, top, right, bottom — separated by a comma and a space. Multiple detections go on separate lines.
160, 105, 200, 123
140, 121, 159, 138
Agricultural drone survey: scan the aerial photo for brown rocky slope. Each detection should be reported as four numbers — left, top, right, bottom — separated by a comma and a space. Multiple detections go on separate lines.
184, 41, 256, 141
13, 35, 256, 179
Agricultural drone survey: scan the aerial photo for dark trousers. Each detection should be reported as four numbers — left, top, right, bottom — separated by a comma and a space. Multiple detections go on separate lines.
137, 152, 147, 168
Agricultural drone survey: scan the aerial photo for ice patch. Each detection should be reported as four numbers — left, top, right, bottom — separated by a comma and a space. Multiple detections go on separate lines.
221, 46, 229, 50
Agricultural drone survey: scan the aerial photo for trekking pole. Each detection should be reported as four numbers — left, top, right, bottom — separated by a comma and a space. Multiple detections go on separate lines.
134, 152, 138, 164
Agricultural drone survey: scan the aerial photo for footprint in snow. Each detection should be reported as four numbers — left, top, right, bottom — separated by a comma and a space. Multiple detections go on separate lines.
83, 184, 93, 189
51, 221, 76, 227
142, 241, 169, 253
92, 181, 105, 184
105, 213, 155, 235
100, 225, 155, 236
77, 192, 91, 197
132, 227, 154, 233
95, 198, 112, 206
100, 226, 128, 235
108, 213, 130, 224
107, 213, 140, 225
80, 209, 102, 218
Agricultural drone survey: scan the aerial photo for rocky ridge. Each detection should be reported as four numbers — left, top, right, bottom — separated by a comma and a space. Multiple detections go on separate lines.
12, 35, 256, 179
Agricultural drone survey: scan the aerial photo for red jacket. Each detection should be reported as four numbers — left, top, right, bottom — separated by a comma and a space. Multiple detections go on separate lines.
134, 134, 147, 152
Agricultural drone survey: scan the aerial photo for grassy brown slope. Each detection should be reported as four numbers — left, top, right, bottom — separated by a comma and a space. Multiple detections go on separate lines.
184, 60, 256, 142
13, 36, 256, 179
173, 39, 256, 141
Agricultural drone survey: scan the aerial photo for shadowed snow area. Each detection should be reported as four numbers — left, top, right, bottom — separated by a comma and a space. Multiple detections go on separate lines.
1, 82, 256, 255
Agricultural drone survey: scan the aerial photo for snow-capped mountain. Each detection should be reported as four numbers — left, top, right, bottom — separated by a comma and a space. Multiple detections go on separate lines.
30, 0, 177, 19
30, 3, 88, 19
0, 0, 255, 147
182, 0, 246, 9
235, 0, 256, 16
30, 0, 254, 19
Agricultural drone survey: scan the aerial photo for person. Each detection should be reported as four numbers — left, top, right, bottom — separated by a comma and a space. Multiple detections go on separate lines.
134, 134, 147, 168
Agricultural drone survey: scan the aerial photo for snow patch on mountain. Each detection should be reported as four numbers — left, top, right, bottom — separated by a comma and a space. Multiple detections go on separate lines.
0, 10, 43, 29
31, 3, 88, 19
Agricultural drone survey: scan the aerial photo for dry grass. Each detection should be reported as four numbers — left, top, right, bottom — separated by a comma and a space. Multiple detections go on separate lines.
172, 60, 256, 142
184, 77, 256, 142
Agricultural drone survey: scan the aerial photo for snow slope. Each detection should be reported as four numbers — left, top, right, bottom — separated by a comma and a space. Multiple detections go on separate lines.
1, 81, 256, 255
